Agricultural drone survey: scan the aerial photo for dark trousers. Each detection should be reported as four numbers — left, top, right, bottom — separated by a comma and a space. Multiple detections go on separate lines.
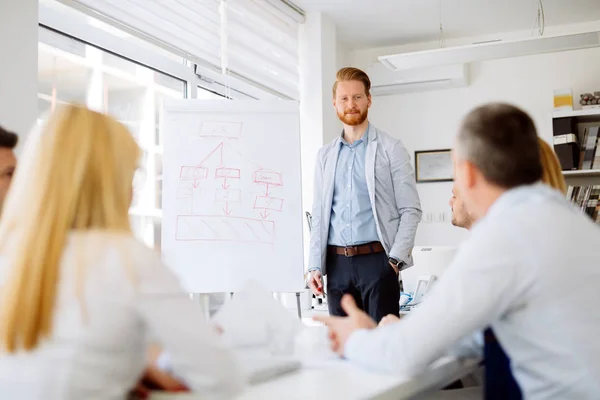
484, 328, 522, 400
326, 251, 400, 323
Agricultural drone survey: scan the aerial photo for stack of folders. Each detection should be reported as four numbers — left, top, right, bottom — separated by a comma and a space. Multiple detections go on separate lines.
567, 185, 600, 224
553, 117, 580, 170
578, 126, 600, 170
553, 120, 600, 171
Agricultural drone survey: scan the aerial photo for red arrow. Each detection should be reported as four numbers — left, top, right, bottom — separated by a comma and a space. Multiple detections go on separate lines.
260, 209, 270, 219
223, 203, 232, 215
221, 177, 229, 189
264, 183, 271, 197
192, 180, 200, 188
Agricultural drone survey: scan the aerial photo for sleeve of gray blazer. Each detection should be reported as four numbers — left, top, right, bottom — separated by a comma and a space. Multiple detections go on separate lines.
308, 150, 324, 272
389, 141, 422, 265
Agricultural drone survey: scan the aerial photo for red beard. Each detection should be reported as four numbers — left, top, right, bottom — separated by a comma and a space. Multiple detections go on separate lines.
337, 108, 368, 126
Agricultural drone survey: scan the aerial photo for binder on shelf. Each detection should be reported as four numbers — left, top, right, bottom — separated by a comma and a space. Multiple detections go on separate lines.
582, 127, 599, 170
593, 139, 600, 169
554, 133, 580, 171
552, 117, 577, 137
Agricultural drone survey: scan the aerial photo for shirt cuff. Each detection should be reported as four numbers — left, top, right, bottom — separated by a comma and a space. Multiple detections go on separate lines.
156, 351, 172, 372
344, 329, 371, 363
308, 267, 322, 273
389, 252, 404, 263
389, 255, 409, 271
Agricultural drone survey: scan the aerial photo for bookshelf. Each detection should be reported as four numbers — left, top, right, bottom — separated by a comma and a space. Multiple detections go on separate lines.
563, 169, 600, 185
553, 107, 600, 121
562, 169, 600, 178
553, 108, 600, 224
554, 108, 600, 181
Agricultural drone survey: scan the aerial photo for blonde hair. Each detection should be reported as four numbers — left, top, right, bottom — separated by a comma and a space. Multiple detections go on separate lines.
538, 138, 567, 194
0, 105, 140, 352
332, 67, 371, 98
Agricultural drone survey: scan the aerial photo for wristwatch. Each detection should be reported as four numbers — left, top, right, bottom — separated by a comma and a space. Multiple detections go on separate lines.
388, 257, 405, 270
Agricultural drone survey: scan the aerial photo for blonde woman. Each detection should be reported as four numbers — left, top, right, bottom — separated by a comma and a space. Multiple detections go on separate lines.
538, 137, 567, 194
0, 105, 243, 399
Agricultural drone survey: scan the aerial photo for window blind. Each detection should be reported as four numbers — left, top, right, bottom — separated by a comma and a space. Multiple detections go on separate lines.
68, 0, 302, 99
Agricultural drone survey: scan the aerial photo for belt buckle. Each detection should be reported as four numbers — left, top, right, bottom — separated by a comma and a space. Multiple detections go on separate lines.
344, 246, 352, 257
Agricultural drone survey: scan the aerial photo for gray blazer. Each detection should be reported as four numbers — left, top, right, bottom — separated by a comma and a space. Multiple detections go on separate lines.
309, 123, 422, 275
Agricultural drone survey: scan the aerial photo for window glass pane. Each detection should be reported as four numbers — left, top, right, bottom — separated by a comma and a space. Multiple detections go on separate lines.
38, 26, 185, 249
131, 150, 149, 211
104, 75, 146, 143
155, 153, 163, 210
153, 220, 162, 251
38, 41, 92, 117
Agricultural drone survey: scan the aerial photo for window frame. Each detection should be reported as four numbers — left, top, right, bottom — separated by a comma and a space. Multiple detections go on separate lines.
38, 1, 282, 250
38, 1, 279, 101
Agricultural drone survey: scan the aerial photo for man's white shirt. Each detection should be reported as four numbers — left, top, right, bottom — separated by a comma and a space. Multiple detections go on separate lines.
345, 184, 600, 399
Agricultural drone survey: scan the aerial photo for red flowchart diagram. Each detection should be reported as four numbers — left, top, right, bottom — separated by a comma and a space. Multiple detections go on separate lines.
174, 132, 284, 245
252, 170, 284, 219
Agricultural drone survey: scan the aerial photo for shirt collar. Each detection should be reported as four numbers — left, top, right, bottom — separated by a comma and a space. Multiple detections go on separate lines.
485, 182, 566, 221
340, 123, 369, 147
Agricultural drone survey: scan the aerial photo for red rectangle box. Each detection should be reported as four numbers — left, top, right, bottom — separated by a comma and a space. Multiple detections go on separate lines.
215, 168, 241, 179
180, 166, 208, 180
199, 122, 243, 138
253, 170, 282, 186
254, 171, 283, 186
215, 189, 241, 203
253, 196, 283, 212
176, 215, 275, 244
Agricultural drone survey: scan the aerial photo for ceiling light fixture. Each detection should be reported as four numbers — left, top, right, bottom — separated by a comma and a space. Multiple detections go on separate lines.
379, 31, 600, 71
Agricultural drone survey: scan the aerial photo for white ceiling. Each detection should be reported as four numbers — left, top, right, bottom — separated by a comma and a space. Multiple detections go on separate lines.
291, 0, 600, 49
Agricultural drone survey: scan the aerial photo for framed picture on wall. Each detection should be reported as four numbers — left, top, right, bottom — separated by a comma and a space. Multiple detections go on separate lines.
414, 149, 453, 183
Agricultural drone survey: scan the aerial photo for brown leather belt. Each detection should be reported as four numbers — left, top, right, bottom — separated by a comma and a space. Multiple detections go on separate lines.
328, 241, 385, 257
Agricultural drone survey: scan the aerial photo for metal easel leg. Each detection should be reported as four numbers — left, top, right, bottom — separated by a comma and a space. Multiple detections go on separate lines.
191, 293, 211, 320
296, 292, 302, 319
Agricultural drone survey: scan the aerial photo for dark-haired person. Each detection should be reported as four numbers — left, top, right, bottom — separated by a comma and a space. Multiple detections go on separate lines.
307, 67, 422, 322
317, 103, 600, 399
0, 125, 17, 213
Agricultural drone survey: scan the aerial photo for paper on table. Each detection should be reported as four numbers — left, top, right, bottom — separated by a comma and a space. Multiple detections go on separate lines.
211, 280, 304, 350
294, 325, 339, 366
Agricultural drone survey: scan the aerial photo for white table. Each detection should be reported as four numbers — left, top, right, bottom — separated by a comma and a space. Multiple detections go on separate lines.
151, 355, 480, 400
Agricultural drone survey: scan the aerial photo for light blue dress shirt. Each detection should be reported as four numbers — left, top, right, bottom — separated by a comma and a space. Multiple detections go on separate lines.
328, 127, 379, 247
344, 184, 600, 399
308, 124, 422, 273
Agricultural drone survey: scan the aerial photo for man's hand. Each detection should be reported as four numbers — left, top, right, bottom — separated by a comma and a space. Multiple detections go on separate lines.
388, 260, 399, 276
313, 294, 376, 356
379, 314, 401, 326
308, 270, 324, 296
130, 365, 189, 398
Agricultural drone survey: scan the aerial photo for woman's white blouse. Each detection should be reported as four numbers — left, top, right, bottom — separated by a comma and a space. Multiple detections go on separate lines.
0, 231, 243, 399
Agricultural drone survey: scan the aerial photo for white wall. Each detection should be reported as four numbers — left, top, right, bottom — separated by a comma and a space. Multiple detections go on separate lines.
0, 0, 38, 146
323, 39, 350, 144
299, 12, 349, 269
350, 26, 600, 246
